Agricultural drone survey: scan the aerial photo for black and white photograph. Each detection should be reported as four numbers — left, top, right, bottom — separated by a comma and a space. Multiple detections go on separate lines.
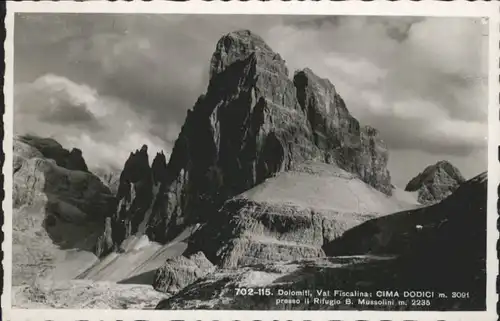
3, 1, 498, 319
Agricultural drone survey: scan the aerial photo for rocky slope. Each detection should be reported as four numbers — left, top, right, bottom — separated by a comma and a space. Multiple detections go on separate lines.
77, 225, 197, 285
13, 279, 168, 309
12, 135, 114, 285
186, 161, 417, 268
16, 134, 89, 173
106, 30, 393, 253
405, 160, 465, 205
327, 171, 486, 264
156, 172, 487, 311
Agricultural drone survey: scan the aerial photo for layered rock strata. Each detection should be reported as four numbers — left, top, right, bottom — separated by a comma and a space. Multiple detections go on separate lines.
157, 172, 487, 311
12, 135, 114, 285
186, 162, 415, 268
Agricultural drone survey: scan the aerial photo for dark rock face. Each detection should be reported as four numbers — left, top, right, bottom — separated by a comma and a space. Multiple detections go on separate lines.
325, 172, 487, 308
96, 147, 170, 256
405, 160, 465, 204
66, 148, 89, 172
142, 30, 392, 245
18, 135, 89, 172
115, 145, 153, 244
153, 252, 215, 294
327, 171, 486, 257
293, 69, 391, 194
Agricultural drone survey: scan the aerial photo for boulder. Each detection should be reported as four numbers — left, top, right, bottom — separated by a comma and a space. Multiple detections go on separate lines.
153, 252, 215, 294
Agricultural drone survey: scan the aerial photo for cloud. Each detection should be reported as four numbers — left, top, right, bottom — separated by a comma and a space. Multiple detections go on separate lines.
324, 54, 388, 85
14, 74, 169, 171
405, 17, 487, 77
13, 14, 488, 184
353, 92, 487, 155
15, 74, 104, 130
264, 16, 487, 158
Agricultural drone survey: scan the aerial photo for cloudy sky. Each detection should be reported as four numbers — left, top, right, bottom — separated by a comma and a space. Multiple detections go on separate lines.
13, 14, 488, 187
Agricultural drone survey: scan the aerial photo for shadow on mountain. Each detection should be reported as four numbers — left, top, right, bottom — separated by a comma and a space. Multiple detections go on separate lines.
323, 172, 487, 310
40, 168, 115, 252
14, 135, 115, 253
118, 269, 157, 285
157, 173, 486, 311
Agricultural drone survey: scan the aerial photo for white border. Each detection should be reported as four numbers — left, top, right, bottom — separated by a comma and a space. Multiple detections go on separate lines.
2, 1, 499, 321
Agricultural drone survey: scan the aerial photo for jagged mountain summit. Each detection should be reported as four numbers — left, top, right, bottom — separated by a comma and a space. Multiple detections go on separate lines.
103, 29, 394, 254
405, 160, 465, 204
95, 146, 169, 257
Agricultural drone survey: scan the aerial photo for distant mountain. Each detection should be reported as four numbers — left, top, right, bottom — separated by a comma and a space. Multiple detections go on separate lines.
405, 160, 465, 204
92, 166, 121, 195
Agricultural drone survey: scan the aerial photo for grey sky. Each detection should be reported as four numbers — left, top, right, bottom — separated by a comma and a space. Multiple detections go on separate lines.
13, 14, 488, 187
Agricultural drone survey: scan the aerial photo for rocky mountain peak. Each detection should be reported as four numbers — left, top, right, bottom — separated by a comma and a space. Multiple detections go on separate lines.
295, 68, 338, 96
405, 160, 465, 204
97, 144, 156, 255
152, 151, 168, 185
293, 68, 391, 194
110, 29, 394, 249
66, 148, 89, 172
17, 134, 89, 173
209, 29, 289, 79
119, 145, 151, 187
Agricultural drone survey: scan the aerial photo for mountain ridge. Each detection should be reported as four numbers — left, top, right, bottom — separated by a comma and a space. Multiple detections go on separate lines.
104, 29, 394, 253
